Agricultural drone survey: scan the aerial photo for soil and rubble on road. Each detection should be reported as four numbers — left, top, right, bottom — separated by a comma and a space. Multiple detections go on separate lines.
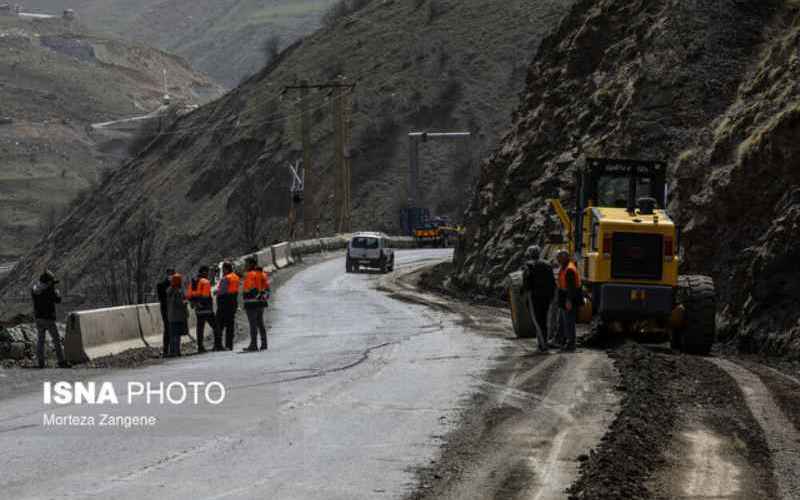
407, 260, 799, 500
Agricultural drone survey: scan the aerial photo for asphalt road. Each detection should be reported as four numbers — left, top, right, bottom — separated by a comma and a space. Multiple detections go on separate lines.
0, 249, 510, 499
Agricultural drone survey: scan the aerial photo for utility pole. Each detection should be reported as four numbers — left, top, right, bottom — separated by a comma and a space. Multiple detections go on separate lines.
283, 81, 356, 236
407, 131, 471, 208
333, 85, 353, 233
402, 131, 472, 235
287, 160, 304, 241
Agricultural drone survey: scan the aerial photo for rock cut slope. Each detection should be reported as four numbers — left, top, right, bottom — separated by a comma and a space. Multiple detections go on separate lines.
453, 0, 800, 355
1, 0, 576, 308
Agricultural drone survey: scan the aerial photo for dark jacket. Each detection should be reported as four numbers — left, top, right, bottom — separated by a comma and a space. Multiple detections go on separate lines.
166, 287, 188, 324
32, 281, 61, 320
157, 278, 170, 308
522, 260, 557, 304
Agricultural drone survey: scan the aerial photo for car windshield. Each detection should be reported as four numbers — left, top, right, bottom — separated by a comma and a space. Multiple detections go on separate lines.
352, 237, 379, 249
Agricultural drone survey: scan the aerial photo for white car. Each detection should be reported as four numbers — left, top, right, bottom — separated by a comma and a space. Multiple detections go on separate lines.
346, 232, 395, 273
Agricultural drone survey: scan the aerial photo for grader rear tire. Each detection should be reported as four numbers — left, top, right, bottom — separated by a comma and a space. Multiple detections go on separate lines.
676, 275, 716, 356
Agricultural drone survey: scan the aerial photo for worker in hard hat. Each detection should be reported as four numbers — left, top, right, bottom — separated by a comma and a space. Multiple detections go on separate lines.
556, 250, 581, 352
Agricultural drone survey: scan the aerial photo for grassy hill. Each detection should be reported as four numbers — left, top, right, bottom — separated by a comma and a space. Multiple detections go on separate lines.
1, 0, 575, 308
22, 0, 339, 86
0, 15, 222, 261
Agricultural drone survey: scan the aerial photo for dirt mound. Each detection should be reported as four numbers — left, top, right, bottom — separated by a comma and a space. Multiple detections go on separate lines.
454, 0, 800, 355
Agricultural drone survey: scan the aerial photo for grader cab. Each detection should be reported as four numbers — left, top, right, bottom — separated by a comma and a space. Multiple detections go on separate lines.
510, 158, 715, 354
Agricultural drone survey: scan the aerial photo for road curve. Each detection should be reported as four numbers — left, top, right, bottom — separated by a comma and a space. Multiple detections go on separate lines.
0, 249, 509, 499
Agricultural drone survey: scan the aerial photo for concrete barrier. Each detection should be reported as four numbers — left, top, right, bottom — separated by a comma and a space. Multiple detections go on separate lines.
387, 236, 416, 249
254, 248, 276, 273
271, 242, 293, 268
64, 302, 197, 363
290, 239, 322, 257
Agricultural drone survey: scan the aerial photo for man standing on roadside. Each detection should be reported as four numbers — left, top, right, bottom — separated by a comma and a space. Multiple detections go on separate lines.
522, 245, 557, 353
156, 268, 175, 357
215, 262, 240, 351
187, 266, 216, 353
31, 270, 69, 368
242, 257, 267, 352
166, 273, 188, 357
557, 250, 582, 352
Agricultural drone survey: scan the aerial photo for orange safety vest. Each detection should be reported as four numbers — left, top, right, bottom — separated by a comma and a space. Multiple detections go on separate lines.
243, 270, 262, 294
187, 277, 212, 299
224, 272, 240, 294
558, 261, 581, 290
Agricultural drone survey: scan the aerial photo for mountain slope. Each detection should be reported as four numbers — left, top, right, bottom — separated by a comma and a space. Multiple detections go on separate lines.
452, 0, 800, 355
0, 0, 575, 308
22, 0, 339, 86
0, 16, 222, 261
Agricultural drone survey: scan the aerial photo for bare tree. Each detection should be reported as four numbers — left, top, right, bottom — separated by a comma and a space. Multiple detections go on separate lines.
235, 174, 274, 253
38, 205, 64, 237
90, 211, 160, 307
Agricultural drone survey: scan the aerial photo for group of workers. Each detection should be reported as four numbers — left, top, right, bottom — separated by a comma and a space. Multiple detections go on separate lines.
521, 245, 581, 353
155, 255, 271, 358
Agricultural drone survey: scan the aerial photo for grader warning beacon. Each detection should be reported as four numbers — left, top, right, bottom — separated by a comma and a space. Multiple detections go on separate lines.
544, 157, 716, 354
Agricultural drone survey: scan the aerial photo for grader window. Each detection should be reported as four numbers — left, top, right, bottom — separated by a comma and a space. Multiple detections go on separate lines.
596, 176, 629, 207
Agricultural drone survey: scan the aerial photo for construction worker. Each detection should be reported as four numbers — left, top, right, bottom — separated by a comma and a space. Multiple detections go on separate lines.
156, 268, 175, 357
166, 273, 188, 357
187, 266, 217, 353
215, 262, 240, 350
31, 270, 69, 368
522, 245, 557, 353
557, 250, 582, 352
242, 257, 267, 351
258, 265, 271, 349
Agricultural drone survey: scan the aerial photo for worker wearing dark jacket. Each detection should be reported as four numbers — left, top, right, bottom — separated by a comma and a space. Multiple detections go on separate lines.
557, 250, 582, 352
156, 268, 175, 357
242, 257, 268, 352
166, 273, 188, 357
522, 245, 557, 353
215, 262, 240, 350
31, 270, 69, 368
187, 266, 216, 353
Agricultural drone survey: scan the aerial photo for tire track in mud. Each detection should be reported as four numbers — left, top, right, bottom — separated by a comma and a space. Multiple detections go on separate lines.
406, 349, 619, 500
568, 344, 779, 500
711, 359, 800, 500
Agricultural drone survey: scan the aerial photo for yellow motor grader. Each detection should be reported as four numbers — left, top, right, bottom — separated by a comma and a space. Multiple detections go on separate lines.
510, 157, 715, 354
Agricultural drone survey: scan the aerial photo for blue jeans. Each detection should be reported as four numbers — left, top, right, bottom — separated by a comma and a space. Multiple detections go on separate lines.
560, 308, 576, 349
169, 321, 186, 355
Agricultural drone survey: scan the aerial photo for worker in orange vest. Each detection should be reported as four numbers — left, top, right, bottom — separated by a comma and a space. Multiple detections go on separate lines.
187, 265, 217, 353
215, 261, 240, 350
243, 257, 269, 351
557, 250, 582, 352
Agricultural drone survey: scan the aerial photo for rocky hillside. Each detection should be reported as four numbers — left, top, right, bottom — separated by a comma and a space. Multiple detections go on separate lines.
453, 0, 800, 355
0, 15, 222, 261
0, 0, 575, 310
23, 0, 339, 86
